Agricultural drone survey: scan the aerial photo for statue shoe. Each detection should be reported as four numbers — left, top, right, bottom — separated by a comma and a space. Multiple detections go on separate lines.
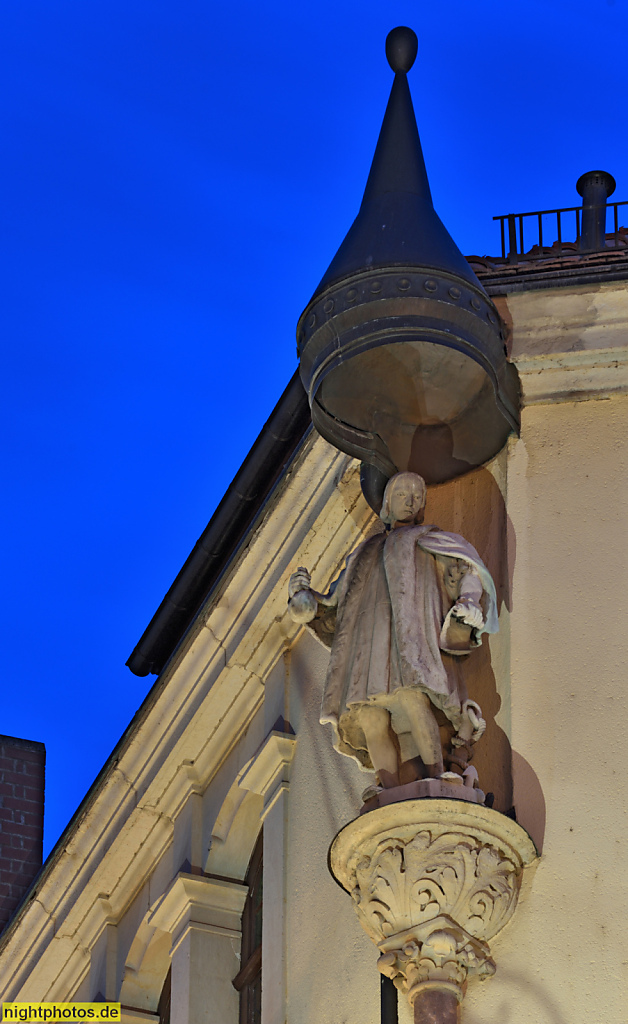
440, 771, 464, 786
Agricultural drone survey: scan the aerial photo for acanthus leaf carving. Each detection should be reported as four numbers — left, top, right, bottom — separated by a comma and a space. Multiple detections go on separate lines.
329, 800, 537, 1007
349, 829, 519, 948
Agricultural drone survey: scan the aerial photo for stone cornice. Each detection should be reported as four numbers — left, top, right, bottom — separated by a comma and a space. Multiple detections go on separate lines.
516, 346, 628, 405
148, 873, 247, 954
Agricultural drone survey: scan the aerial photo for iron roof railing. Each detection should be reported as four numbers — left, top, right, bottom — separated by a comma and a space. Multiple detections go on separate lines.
493, 200, 628, 261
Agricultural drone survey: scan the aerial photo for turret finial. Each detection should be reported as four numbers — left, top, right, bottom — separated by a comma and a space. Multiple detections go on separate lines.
385, 26, 418, 74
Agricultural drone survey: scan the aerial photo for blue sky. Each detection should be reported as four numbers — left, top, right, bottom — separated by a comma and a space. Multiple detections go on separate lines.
2, 0, 626, 856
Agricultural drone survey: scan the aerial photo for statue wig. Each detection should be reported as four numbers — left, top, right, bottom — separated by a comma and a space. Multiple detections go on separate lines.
379, 472, 427, 525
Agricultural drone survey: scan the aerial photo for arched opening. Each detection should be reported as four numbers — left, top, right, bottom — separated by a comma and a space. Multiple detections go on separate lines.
206, 786, 263, 880
119, 920, 171, 1013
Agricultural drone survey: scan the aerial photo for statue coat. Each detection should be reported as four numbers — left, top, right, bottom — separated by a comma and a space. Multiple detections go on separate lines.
317, 524, 498, 771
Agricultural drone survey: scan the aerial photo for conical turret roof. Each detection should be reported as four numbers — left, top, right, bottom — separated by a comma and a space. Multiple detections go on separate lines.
313, 26, 481, 297
296, 27, 519, 496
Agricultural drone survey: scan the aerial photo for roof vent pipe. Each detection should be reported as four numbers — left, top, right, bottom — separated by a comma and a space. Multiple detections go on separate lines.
576, 170, 616, 251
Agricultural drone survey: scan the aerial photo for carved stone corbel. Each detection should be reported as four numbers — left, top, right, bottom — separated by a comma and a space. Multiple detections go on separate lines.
329, 799, 537, 1023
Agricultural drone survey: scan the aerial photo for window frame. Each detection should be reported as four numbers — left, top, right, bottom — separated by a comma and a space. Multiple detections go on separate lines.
232, 830, 263, 1024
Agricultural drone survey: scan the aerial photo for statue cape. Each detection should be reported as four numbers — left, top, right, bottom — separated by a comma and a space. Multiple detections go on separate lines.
414, 525, 499, 635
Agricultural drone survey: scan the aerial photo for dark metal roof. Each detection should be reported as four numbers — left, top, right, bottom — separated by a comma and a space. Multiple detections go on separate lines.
127, 371, 311, 677
312, 26, 481, 301
469, 239, 628, 295
295, 27, 519, 497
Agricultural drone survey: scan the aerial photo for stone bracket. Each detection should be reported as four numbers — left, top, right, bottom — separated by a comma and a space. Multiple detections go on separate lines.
237, 730, 296, 821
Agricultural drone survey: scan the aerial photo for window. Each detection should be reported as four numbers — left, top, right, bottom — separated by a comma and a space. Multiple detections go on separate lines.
232, 831, 263, 1024
157, 967, 171, 1024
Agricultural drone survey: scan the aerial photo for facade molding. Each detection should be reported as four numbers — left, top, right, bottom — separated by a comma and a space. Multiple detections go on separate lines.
149, 873, 247, 955
516, 345, 628, 405
237, 732, 296, 1024
237, 731, 296, 821
0, 437, 371, 1004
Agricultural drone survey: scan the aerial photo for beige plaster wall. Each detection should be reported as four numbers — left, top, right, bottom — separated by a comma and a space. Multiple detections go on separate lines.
464, 394, 628, 1024
506, 281, 628, 358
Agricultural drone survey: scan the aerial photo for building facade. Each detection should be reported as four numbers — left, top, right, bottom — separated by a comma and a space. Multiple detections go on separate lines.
1, 27, 627, 1024
1, 251, 627, 1022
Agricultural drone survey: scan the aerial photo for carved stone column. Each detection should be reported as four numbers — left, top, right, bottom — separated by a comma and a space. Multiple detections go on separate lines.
329, 799, 537, 1023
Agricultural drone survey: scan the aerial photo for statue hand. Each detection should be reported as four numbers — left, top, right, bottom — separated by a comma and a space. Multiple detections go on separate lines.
452, 598, 484, 630
465, 700, 486, 743
288, 567, 312, 598
452, 699, 486, 746
288, 566, 318, 624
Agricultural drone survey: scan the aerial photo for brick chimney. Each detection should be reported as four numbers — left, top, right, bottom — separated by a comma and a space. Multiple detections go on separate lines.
0, 735, 45, 932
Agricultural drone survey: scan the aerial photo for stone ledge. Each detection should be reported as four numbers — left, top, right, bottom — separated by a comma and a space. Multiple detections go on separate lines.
516, 345, 628, 404
361, 777, 485, 815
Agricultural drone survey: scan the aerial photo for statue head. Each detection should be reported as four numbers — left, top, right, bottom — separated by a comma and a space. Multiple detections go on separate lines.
379, 472, 427, 526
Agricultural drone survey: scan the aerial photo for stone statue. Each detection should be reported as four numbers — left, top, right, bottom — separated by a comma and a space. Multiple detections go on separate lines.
288, 472, 498, 791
